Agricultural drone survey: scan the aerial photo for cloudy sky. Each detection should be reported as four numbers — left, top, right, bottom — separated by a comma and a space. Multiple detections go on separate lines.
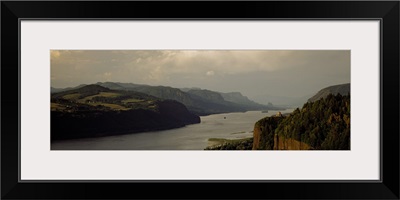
51, 50, 350, 101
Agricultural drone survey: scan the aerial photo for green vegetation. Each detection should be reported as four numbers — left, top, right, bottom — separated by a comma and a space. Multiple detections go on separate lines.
277, 93, 350, 150
90, 103, 130, 111
51, 85, 200, 140
51, 103, 66, 111
255, 93, 350, 150
52, 82, 287, 116
208, 137, 248, 144
205, 137, 253, 150
62, 93, 81, 100
51, 85, 161, 112
255, 116, 284, 150
121, 98, 145, 103
230, 131, 246, 135
79, 92, 121, 102
96, 82, 282, 115
131, 86, 253, 115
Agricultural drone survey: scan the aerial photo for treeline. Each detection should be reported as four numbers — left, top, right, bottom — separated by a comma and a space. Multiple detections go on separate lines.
205, 138, 253, 150
254, 116, 284, 150
208, 93, 350, 150
275, 93, 350, 150
52, 100, 200, 141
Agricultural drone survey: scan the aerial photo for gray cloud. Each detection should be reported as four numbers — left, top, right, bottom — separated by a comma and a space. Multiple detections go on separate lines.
51, 50, 350, 99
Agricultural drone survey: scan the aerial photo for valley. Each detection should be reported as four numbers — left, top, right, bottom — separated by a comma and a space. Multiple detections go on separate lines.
51, 81, 350, 150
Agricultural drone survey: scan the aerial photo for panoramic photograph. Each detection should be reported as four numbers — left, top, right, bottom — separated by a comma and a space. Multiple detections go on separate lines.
50, 50, 350, 150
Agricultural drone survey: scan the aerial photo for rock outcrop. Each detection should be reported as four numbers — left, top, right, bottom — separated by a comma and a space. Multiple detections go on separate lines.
273, 135, 311, 150
252, 115, 284, 150
252, 112, 312, 150
51, 101, 200, 141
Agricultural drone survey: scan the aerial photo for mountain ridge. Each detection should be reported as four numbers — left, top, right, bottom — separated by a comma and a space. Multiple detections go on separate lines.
52, 82, 280, 115
51, 84, 200, 140
308, 83, 350, 102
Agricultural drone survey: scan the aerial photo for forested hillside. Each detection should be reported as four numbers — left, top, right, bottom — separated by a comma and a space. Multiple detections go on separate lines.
51, 85, 200, 140
254, 93, 350, 150
207, 93, 350, 150
53, 82, 280, 116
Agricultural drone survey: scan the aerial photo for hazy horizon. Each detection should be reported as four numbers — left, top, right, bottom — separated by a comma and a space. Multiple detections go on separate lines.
51, 50, 350, 103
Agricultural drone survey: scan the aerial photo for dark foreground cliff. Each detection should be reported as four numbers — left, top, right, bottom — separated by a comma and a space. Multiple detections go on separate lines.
51, 85, 200, 140
253, 93, 350, 150
206, 93, 350, 150
252, 116, 311, 150
52, 100, 200, 140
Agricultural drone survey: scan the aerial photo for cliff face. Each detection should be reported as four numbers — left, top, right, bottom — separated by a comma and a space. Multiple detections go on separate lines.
273, 135, 311, 150
252, 116, 283, 150
252, 93, 350, 150
51, 100, 200, 140
51, 85, 202, 141
252, 123, 262, 150
252, 116, 311, 150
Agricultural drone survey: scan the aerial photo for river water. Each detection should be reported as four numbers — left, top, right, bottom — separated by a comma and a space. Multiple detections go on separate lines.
51, 109, 293, 150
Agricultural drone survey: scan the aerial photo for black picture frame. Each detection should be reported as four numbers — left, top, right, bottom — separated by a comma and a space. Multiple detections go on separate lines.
1, 1, 399, 199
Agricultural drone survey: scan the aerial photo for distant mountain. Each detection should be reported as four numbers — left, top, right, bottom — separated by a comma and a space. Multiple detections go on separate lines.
220, 92, 253, 104
112, 82, 147, 89
220, 92, 267, 110
308, 83, 350, 102
94, 82, 270, 115
52, 84, 111, 98
95, 82, 126, 90
250, 83, 350, 107
130, 85, 194, 104
186, 89, 226, 103
51, 84, 87, 93
251, 93, 313, 108
185, 89, 267, 114
187, 89, 274, 111
51, 85, 200, 140
129, 86, 256, 115
125, 85, 218, 115
51, 87, 64, 93
180, 87, 201, 92
52, 82, 280, 115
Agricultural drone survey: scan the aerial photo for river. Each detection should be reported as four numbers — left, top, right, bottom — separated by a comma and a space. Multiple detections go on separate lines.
51, 109, 293, 150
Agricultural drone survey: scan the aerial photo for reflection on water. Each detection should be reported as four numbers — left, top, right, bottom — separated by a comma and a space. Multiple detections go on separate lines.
51, 109, 293, 150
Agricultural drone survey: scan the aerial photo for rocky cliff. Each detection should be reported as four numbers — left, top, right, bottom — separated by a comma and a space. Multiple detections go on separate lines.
252, 115, 312, 150
252, 93, 350, 150
252, 116, 283, 150
51, 100, 200, 140
273, 135, 311, 150
51, 85, 201, 140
